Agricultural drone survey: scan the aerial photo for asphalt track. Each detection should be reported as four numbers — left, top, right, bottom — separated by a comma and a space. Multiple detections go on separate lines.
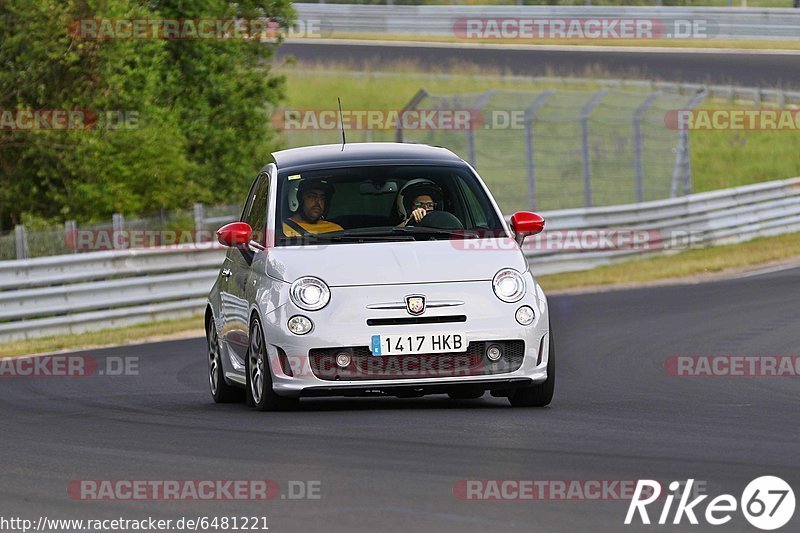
278, 41, 800, 88
1, 265, 798, 532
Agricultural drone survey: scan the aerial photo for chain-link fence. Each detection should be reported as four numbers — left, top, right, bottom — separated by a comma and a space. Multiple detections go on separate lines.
283, 86, 707, 213
394, 87, 706, 212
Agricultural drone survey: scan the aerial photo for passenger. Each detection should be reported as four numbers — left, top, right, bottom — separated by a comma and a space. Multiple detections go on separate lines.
283, 178, 344, 236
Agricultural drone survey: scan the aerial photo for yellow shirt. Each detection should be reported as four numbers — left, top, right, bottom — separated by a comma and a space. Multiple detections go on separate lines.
282, 218, 344, 237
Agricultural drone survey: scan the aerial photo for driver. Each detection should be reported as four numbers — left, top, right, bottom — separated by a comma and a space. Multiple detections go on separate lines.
283, 178, 344, 237
396, 179, 444, 228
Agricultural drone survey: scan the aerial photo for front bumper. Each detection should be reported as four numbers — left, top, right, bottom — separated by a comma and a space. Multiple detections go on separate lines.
259, 279, 550, 397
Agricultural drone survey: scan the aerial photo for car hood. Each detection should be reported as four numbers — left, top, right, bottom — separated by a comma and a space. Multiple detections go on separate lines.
266, 238, 528, 286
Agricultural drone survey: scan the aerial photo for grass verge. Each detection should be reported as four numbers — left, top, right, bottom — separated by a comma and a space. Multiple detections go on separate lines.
0, 314, 204, 358
537, 231, 800, 291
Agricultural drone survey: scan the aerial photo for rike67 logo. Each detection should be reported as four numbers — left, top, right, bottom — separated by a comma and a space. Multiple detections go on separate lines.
625, 477, 795, 530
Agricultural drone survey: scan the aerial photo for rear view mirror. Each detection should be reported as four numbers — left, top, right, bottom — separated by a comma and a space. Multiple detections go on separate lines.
217, 222, 253, 248
510, 212, 545, 245
359, 180, 398, 195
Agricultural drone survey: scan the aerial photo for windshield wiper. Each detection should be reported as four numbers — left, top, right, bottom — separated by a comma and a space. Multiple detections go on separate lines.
328, 227, 481, 239
391, 227, 480, 239
280, 232, 414, 244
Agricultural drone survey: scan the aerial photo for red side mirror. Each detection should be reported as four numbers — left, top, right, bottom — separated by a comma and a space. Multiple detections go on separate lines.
217, 222, 252, 248
510, 212, 545, 243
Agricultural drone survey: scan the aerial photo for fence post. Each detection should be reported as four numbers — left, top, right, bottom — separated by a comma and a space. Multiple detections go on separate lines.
671, 89, 707, 197
682, 136, 694, 196
64, 220, 77, 253
193, 203, 205, 231
112, 212, 125, 249
523, 90, 556, 211
632, 93, 661, 203
465, 89, 497, 169
580, 89, 608, 208
193, 203, 206, 244
395, 88, 430, 143
14, 224, 28, 260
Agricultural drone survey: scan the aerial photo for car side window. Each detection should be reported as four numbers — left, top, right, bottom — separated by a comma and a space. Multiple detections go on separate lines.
240, 176, 259, 223
243, 173, 270, 241
460, 180, 489, 228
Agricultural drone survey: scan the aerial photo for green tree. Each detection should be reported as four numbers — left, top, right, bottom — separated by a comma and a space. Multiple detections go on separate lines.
0, 0, 292, 228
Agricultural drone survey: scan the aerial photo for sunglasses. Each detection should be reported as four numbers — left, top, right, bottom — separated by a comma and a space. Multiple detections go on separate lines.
414, 201, 437, 209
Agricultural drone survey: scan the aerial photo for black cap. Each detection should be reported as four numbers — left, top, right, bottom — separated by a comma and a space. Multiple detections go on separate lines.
297, 178, 334, 198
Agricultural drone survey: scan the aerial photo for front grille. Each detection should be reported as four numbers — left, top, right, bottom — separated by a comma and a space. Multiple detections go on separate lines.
366, 315, 467, 326
309, 341, 524, 381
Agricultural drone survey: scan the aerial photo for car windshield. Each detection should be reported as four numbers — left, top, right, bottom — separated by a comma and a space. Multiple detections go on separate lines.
276, 164, 506, 246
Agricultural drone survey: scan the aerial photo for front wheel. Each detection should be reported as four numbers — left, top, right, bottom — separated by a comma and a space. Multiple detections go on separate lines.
207, 317, 243, 403
246, 317, 299, 411
509, 326, 555, 407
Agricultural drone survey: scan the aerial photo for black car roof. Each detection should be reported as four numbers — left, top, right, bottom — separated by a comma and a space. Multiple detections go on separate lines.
271, 142, 465, 172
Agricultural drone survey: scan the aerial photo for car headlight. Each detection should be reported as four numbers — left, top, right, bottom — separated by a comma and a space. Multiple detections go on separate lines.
290, 276, 331, 311
493, 269, 526, 303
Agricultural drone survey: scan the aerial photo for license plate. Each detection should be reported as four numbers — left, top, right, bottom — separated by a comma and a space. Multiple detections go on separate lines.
370, 333, 467, 356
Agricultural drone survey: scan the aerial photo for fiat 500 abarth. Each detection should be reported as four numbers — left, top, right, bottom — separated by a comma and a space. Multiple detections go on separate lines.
205, 143, 554, 410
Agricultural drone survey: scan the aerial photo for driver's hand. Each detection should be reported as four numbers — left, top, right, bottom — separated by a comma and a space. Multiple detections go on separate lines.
411, 207, 427, 222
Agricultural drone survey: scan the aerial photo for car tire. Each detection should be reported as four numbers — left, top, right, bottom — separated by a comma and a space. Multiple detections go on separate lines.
246, 317, 299, 412
508, 325, 555, 407
207, 317, 243, 403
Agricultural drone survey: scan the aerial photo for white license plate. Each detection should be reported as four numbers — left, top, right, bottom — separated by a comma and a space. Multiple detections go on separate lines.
370, 333, 467, 356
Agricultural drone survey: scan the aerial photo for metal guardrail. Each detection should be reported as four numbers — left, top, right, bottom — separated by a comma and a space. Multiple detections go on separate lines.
294, 4, 800, 41
0, 247, 226, 343
528, 176, 800, 274
1, 177, 798, 343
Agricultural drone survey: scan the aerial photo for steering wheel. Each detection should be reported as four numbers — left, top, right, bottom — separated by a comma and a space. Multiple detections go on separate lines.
416, 210, 464, 230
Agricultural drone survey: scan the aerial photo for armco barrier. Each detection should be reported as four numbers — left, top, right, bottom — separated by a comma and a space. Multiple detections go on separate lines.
1, 177, 799, 343
293, 4, 800, 41
0, 247, 226, 343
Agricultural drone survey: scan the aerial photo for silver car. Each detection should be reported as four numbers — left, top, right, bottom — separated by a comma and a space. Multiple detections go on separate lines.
205, 142, 554, 410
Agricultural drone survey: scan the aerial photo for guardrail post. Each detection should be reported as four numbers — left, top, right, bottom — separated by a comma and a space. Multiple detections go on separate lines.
632, 93, 661, 203
580, 89, 608, 208
523, 90, 556, 210
14, 224, 28, 260
112, 212, 125, 249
